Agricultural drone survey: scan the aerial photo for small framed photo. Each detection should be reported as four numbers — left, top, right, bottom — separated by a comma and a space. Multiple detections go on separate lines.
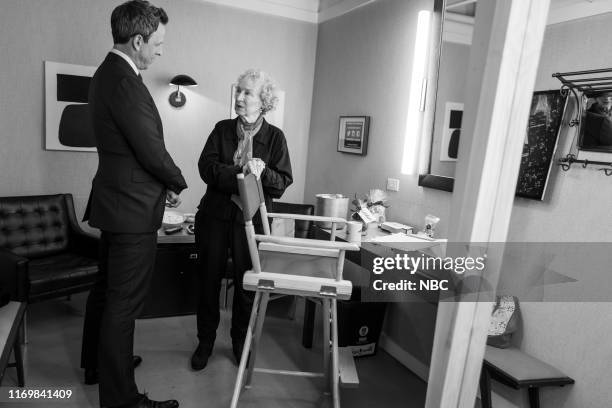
337, 116, 370, 155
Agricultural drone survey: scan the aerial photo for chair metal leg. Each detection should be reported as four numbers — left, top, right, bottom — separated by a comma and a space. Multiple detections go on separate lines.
220, 279, 227, 310
21, 311, 27, 345
331, 299, 340, 408
479, 366, 492, 408
13, 332, 25, 387
230, 291, 262, 408
322, 299, 331, 393
223, 279, 234, 310
302, 298, 316, 349
528, 387, 540, 408
287, 296, 297, 320
246, 292, 270, 387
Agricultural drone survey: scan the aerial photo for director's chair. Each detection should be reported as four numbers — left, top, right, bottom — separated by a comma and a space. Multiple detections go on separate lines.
230, 173, 360, 408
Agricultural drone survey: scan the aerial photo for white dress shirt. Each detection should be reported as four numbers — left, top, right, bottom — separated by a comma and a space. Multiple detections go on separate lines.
110, 48, 139, 76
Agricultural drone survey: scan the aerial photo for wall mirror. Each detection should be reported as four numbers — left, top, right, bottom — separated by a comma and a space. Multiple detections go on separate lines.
579, 92, 612, 152
418, 0, 475, 192
554, 68, 612, 154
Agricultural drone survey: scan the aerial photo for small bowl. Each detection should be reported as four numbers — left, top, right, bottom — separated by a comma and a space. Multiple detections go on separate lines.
162, 210, 185, 228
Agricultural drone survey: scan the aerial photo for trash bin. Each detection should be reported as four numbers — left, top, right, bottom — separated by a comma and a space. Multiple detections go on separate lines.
337, 287, 387, 357
314, 194, 349, 229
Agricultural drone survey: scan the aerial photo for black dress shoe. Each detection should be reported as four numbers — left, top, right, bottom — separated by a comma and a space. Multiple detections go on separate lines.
129, 393, 178, 408
84, 355, 144, 385
84, 368, 98, 385
190, 344, 211, 371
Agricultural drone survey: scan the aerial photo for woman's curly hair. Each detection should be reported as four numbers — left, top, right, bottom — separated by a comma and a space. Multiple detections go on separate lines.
237, 69, 279, 115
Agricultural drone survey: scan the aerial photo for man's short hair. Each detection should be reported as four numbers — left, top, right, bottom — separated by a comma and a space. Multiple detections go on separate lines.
111, 0, 168, 44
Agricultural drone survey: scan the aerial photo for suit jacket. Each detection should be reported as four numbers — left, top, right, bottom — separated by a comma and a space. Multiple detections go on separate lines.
198, 118, 292, 222
84, 52, 187, 233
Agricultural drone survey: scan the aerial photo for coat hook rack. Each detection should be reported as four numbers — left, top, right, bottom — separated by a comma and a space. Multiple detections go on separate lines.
558, 154, 612, 175
552, 68, 612, 127
553, 68, 612, 176
600, 166, 612, 176
559, 85, 582, 127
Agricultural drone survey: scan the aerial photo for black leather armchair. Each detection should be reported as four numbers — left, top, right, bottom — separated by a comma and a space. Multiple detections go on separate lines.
0, 194, 98, 303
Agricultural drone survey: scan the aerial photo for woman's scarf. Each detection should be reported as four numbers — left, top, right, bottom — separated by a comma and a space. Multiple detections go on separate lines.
233, 114, 264, 167
231, 114, 264, 210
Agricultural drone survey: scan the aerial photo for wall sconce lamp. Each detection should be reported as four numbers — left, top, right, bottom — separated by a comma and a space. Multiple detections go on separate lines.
169, 74, 197, 108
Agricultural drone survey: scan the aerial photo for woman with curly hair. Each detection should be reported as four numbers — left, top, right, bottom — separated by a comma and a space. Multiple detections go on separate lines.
191, 69, 293, 370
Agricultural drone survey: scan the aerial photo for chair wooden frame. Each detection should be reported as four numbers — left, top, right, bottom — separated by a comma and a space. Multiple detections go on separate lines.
221, 202, 316, 317
230, 173, 360, 408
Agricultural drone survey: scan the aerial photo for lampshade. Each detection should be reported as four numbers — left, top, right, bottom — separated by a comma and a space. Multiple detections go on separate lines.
169, 74, 197, 108
169, 74, 197, 87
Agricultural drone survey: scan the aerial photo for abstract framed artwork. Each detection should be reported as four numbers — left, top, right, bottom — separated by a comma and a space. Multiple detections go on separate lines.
44, 61, 96, 152
439, 102, 463, 162
515, 90, 568, 200
337, 116, 370, 155
229, 84, 286, 130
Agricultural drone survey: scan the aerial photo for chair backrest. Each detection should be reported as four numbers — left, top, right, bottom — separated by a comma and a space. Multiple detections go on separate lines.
237, 174, 356, 289
236, 174, 267, 224
0, 194, 72, 259
237, 174, 269, 274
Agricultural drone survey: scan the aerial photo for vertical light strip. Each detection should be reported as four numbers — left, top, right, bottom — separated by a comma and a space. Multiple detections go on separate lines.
401, 10, 431, 175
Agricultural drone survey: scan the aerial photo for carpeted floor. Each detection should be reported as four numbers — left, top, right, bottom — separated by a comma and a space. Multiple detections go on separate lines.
2, 293, 426, 408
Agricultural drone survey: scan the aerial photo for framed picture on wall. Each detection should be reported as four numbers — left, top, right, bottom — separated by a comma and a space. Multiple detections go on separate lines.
44, 61, 97, 152
515, 90, 568, 200
337, 116, 370, 155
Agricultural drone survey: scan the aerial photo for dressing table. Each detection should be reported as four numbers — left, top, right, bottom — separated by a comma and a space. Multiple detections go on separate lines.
302, 223, 448, 348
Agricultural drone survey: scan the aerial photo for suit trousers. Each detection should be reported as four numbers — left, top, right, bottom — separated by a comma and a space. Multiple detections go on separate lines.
194, 208, 255, 351
81, 231, 157, 408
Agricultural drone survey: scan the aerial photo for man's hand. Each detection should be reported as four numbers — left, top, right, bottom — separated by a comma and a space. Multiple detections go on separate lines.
165, 190, 182, 208
244, 158, 266, 179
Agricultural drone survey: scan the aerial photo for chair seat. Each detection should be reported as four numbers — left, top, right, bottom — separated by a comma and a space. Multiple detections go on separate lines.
261, 250, 337, 279
243, 250, 352, 300
28, 252, 98, 296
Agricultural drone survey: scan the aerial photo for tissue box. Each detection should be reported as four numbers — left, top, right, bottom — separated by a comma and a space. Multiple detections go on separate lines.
379, 221, 413, 234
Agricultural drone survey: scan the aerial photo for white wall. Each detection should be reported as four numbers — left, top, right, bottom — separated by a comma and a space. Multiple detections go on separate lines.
304, 0, 443, 367
305, 0, 451, 235
0, 0, 317, 228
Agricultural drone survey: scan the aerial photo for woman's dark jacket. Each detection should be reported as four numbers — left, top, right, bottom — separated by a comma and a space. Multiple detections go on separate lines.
198, 118, 293, 222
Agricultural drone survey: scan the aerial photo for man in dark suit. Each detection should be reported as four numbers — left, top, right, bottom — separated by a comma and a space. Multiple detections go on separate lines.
584, 91, 612, 148
80, 2, 187, 407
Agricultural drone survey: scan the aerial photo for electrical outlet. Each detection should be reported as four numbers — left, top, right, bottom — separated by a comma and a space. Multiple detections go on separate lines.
386, 178, 400, 192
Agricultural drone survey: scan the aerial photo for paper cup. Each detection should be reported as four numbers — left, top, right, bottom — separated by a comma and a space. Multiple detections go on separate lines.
346, 221, 363, 243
